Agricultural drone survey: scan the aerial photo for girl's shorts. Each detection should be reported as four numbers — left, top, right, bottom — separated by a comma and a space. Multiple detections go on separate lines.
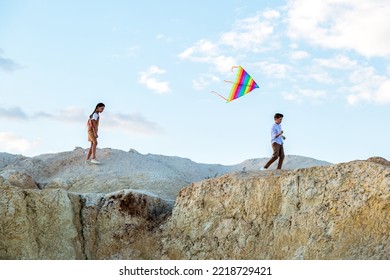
88, 130, 97, 142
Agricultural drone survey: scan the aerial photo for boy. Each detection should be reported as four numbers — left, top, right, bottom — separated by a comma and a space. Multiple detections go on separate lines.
263, 113, 285, 170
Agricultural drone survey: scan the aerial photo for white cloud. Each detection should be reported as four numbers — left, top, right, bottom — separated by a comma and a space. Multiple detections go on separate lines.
314, 54, 357, 69
0, 107, 28, 120
178, 40, 218, 60
262, 9, 281, 20
0, 50, 22, 72
220, 14, 275, 52
177, 2, 389, 107
212, 56, 237, 73
192, 74, 220, 90
0, 106, 161, 135
347, 66, 390, 104
138, 66, 171, 94
156, 34, 173, 43
283, 88, 327, 101
290, 50, 309, 60
287, 0, 390, 57
53, 107, 86, 123
0, 106, 84, 123
32, 107, 85, 123
178, 12, 280, 73
103, 112, 162, 135
283, 92, 299, 101
375, 80, 390, 104
307, 70, 334, 84
257, 61, 292, 79
299, 89, 327, 98
178, 40, 236, 73
0, 132, 40, 153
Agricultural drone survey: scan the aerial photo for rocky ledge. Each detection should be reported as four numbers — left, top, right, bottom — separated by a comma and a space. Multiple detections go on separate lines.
1, 156, 389, 259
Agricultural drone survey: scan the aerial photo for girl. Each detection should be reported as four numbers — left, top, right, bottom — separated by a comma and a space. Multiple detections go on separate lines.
86, 103, 105, 164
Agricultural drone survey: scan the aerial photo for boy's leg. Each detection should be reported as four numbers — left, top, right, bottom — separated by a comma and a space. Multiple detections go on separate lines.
264, 143, 280, 169
277, 145, 285, 169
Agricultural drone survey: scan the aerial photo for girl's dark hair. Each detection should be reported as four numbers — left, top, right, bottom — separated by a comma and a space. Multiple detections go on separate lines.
89, 103, 105, 119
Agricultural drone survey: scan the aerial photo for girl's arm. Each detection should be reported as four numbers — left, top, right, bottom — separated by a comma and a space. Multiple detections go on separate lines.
90, 120, 98, 137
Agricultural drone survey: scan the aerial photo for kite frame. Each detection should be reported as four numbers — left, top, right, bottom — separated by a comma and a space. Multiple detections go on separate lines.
211, 66, 259, 103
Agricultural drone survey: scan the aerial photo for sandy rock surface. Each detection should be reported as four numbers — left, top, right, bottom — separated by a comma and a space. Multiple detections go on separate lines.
9, 149, 390, 260
161, 159, 390, 259
0, 148, 331, 200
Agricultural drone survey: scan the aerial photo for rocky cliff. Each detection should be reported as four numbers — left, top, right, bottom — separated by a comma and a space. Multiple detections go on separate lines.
0, 148, 331, 201
0, 186, 172, 259
161, 157, 390, 259
1, 152, 389, 260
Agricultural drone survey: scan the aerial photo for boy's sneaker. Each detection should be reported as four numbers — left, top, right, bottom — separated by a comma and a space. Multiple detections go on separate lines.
90, 159, 101, 164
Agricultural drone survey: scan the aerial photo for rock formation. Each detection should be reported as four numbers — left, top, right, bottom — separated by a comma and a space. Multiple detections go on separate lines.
0, 186, 172, 259
1, 150, 389, 260
0, 148, 332, 200
161, 158, 390, 259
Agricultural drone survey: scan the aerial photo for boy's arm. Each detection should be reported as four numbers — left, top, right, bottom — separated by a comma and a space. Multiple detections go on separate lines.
271, 125, 283, 139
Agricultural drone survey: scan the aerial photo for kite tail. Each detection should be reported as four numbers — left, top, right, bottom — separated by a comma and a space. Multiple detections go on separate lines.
210, 91, 227, 101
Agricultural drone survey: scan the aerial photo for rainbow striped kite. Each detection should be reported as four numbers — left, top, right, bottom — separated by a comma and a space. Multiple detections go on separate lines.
211, 66, 259, 102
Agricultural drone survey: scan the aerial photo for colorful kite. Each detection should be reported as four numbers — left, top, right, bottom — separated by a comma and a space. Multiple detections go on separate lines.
211, 66, 259, 102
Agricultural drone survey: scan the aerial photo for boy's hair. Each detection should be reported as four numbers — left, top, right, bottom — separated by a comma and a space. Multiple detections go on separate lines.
274, 113, 284, 119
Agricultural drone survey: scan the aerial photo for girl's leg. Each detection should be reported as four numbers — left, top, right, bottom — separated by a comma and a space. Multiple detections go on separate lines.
86, 142, 93, 160
91, 140, 98, 159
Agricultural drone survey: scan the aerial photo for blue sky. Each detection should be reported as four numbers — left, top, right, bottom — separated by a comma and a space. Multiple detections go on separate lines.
1, 0, 389, 165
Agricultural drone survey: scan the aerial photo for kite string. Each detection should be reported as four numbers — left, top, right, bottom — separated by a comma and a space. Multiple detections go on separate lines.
231, 65, 239, 72
210, 91, 227, 101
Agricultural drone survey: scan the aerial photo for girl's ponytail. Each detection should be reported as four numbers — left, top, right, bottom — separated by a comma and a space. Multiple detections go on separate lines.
90, 103, 105, 119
